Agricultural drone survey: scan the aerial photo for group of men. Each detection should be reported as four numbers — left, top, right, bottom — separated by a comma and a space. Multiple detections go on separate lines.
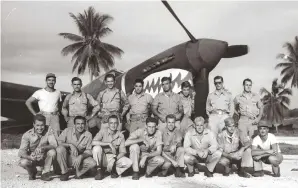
19, 72, 283, 181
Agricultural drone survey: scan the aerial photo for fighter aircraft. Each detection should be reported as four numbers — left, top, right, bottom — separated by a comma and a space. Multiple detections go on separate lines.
1, 1, 248, 131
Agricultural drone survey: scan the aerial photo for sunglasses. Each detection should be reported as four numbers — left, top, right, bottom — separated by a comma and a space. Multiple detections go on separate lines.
214, 82, 222, 85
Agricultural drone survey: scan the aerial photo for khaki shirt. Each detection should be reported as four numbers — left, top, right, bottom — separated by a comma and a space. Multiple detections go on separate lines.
184, 129, 218, 155
93, 129, 126, 154
97, 88, 129, 114
128, 92, 153, 115
18, 127, 57, 157
127, 129, 163, 152
234, 92, 262, 119
63, 92, 99, 117
58, 127, 93, 154
152, 92, 183, 118
179, 92, 195, 117
162, 128, 183, 152
217, 129, 249, 154
206, 89, 234, 116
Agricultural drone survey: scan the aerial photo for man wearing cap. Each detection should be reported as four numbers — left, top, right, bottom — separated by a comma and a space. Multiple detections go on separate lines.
18, 114, 57, 181
178, 81, 195, 136
56, 116, 96, 181
206, 76, 234, 134
152, 76, 183, 131
234, 78, 263, 139
26, 73, 62, 136
184, 116, 222, 177
251, 120, 283, 177
217, 117, 252, 178
62, 77, 100, 128
92, 115, 132, 180
159, 114, 185, 178
127, 78, 153, 133
125, 117, 165, 180
96, 73, 129, 131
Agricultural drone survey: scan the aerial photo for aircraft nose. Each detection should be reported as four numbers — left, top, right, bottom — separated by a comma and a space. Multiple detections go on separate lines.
198, 39, 228, 68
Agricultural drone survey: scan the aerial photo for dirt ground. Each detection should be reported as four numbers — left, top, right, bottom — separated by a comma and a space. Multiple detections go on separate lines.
1, 149, 298, 188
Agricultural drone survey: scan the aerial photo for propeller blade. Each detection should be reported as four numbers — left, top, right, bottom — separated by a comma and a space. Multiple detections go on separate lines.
161, 0, 197, 42
223, 45, 249, 58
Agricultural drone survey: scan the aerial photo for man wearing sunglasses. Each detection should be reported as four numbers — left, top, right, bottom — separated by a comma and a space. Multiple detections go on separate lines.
206, 76, 234, 135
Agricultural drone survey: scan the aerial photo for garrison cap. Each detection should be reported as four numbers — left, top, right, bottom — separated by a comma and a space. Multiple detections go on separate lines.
46, 73, 56, 79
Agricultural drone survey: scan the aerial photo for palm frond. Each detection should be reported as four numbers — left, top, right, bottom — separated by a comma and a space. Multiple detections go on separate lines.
283, 42, 297, 61
69, 13, 87, 37
291, 70, 298, 88
71, 46, 85, 62
279, 95, 290, 106
97, 27, 112, 38
275, 62, 292, 69
260, 87, 270, 95
58, 33, 84, 42
281, 71, 294, 85
279, 88, 293, 96
61, 42, 84, 56
101, 42, 124, 58
280, 66, 292, 75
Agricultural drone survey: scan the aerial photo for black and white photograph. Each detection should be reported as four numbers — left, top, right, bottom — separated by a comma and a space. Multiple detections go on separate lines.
1, 0, 298, 187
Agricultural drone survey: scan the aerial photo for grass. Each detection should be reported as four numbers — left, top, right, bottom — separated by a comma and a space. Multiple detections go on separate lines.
279, 143, 298, 155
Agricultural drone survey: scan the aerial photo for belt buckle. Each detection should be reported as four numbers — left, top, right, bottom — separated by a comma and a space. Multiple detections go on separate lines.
218, 110, 223, 115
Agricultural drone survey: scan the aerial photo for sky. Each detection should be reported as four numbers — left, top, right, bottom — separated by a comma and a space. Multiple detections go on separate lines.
1, 0, 298, 109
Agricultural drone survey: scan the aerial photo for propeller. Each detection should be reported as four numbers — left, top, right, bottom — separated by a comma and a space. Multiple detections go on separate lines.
223, 45, 249, 58
161, 1, 197, 43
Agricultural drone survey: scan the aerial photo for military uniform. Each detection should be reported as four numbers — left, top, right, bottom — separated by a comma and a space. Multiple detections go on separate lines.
127, 92, 153, 132
127, 128, 165, 175
217, 129, 253, 170
161, 128, 184, 173
234, 92, 263, 138
179, 92, 195, 136
152, 92, 183, 130
56, 128, 96, 177
62, 92, 99, 128
206, 89, 234, 134
96, 88, 129, 131
18, 127, 57, 177
184, 129, 222, 173
92, 129, 132, 175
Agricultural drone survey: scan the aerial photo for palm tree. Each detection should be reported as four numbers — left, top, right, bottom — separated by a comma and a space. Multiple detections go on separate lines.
260, 78, 292, 132
276, 36, 298, 88
59, 7, 124, 81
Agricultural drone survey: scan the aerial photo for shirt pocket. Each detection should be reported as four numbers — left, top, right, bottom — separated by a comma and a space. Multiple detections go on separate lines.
68, 98, 76, 106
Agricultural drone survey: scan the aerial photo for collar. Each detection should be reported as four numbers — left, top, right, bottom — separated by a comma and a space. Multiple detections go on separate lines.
133, 92, 145, 98
223, 130, 238, 139
71, 127, 86, 137
241, 91, 255, 98
191, 128, 209, 136
144, 129, 158, 138
107, 129, 120, 137
179, 92, 191, 99
162, 91, 174, 97
214, 89, 226, 96
71, 91, 83, 97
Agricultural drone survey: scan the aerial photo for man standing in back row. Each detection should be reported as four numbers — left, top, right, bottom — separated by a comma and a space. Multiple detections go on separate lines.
152, 77, 183, 130
234, 78, 263, 139
96, 74, 129, 131
62, 77, 100, 129
127, 79, 153, 133
206, 76, 234, 134
26, 73, 62, 137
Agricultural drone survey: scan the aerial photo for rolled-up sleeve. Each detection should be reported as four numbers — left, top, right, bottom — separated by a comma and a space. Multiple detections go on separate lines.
217, 133, 225, 151
155, 131, 163, 147
87, 94, 100, 113
18, 133, 30, 157
84, 134, 93, 155
58, 129, 67, 144
184, 132, 197, 156
206, 94, 212, 116
119, 135, 127, 154
120, 91, 130, 113
208, 132, 218, 154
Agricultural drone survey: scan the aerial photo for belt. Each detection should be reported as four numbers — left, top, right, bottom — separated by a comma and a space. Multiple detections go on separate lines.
40, 111, 59, 115
130, 114, 148, 121
211, 110, 228, 115
240, 115, 256, 120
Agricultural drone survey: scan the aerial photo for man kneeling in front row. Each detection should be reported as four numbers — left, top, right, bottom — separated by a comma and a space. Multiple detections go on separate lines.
217, 117, 252, 178
125, 117, 165, 180
56, 116, 96, 181
160, 114, 185, 177
184, 117, 222, 177
251, 120, 283, 177
18, 114, 57, 181
92, 115, 132, 180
